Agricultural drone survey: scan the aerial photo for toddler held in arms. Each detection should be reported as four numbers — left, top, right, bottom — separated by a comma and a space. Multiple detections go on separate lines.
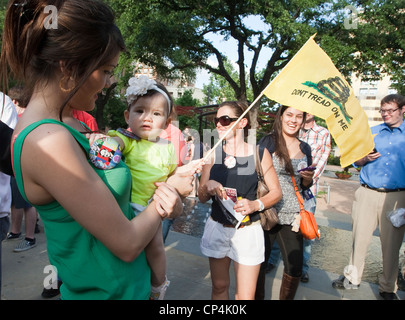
89, 76, 202, 299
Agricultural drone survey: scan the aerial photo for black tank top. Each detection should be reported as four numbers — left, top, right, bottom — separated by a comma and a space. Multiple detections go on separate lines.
209, 145, 259, 225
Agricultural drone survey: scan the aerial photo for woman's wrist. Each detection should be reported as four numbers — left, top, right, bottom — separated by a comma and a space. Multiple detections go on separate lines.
199, 184, 211, 200
255, 199, 265, 211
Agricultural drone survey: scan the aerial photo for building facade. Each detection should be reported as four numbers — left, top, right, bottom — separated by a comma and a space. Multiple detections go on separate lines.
351, 74, 398, 127
133, 62, 205, 104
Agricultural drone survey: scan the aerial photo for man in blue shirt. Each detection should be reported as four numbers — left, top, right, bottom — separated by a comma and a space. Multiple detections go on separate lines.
332, 94, 405, 300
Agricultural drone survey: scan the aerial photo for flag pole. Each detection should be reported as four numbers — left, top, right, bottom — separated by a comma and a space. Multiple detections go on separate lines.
203, 33, 316, 163
203, 91, 265, 163
202, 35, 318, 163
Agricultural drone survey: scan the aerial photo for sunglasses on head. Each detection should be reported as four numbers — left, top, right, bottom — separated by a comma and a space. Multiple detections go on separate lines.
214, 115, 239, 126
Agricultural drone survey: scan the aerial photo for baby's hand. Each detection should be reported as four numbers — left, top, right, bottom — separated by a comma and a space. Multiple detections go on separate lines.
89, 136, 122, 170
177, 159, 205, 175
193, 159, 205, 174
86, 133, 108, 146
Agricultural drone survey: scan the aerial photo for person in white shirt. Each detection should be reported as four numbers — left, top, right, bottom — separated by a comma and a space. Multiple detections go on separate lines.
0, 92, 18, 298
299, 114, 331, 282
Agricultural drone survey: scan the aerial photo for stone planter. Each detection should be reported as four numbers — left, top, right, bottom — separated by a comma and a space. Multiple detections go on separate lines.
335, 172, 352, 179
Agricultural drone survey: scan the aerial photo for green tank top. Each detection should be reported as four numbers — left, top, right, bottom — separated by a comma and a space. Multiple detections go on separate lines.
12, 119, 150, 300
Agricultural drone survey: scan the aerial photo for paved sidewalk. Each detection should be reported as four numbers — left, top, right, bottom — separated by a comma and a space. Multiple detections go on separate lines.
164, 231, 405, 300
2, 226, 404, 300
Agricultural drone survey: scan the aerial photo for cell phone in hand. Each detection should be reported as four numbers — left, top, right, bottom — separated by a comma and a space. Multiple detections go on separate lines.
298, 166, 316, 172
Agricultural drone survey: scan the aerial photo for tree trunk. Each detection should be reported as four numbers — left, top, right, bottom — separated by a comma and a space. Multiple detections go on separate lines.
235, 92, 260, 131
94, 82, 117, 130
250, 107, 258, 131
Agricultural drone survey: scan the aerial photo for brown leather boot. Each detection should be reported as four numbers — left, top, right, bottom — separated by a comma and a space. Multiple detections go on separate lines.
279, 272, 300, 300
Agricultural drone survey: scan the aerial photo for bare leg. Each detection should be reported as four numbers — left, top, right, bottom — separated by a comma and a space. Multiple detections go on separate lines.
24, 207, 37, 240
10, 206, 23, 234
209, 257, 231, 300
145, 223, 166, 287
234, 261, 260, 300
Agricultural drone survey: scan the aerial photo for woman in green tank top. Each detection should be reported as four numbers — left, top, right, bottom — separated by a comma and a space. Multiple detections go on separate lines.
1, 0, 184, 299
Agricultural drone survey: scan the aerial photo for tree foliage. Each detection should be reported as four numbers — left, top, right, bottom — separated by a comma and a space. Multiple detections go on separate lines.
109, 0, 359, 100
107, 0, 367, 129
203, 58, 253, 104
0, 0, 402, 130
175, 89, 202, 130
348, 0, 405, 93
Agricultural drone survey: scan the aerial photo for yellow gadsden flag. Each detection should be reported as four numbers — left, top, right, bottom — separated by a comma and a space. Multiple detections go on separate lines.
263, 34, 374, 168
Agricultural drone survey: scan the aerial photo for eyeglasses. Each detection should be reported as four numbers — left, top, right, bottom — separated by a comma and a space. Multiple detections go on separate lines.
379, 108, 399, 115
214, 115, 239, 126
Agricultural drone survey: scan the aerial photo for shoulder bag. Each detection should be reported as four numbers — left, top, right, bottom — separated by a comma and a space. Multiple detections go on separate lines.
255, 145, 279, 231
291, 175, 320, 240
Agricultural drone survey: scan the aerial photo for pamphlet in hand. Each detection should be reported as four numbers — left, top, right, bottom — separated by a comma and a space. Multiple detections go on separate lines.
216, 187, 245, 228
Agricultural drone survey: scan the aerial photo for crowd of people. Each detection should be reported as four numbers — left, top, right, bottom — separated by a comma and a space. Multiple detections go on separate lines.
0, 0, 404, 301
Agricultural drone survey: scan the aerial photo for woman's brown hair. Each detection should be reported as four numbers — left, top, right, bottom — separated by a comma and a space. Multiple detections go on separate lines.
0, 0, 125, 120
218, 100, 251, 137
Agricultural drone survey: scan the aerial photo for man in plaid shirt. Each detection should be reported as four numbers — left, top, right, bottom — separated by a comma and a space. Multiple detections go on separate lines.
299, 113, 331, 282
300, 114, 332, 196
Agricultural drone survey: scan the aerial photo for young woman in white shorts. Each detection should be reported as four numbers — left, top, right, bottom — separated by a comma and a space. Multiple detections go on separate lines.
198, 101, 281, 300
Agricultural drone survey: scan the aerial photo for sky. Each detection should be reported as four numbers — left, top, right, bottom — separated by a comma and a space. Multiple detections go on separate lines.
194, 15, 274, 89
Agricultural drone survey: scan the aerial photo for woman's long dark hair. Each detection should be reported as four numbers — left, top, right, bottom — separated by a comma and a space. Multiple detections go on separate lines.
0, 0, 125, 120
272, 105, 307, 175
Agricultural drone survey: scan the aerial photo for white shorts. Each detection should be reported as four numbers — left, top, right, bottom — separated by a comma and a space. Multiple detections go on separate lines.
200, 217, 265, 266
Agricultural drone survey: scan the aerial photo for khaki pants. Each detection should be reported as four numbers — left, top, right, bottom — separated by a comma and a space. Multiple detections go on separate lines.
345, 186, 405, 292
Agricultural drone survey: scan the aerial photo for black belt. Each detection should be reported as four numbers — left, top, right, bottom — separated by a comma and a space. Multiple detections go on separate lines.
211, 213, 260, 229
361, 184, 405, 193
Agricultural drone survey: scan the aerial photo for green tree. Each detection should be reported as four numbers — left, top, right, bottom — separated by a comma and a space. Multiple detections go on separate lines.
203, 58, 253, 104
107, 0, 361, 129
175, 89, 201, 130
348, 0, 405, 93
94, 83, 127, 131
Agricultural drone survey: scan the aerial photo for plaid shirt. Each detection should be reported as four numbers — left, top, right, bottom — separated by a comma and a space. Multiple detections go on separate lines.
299, 122, 331, 195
